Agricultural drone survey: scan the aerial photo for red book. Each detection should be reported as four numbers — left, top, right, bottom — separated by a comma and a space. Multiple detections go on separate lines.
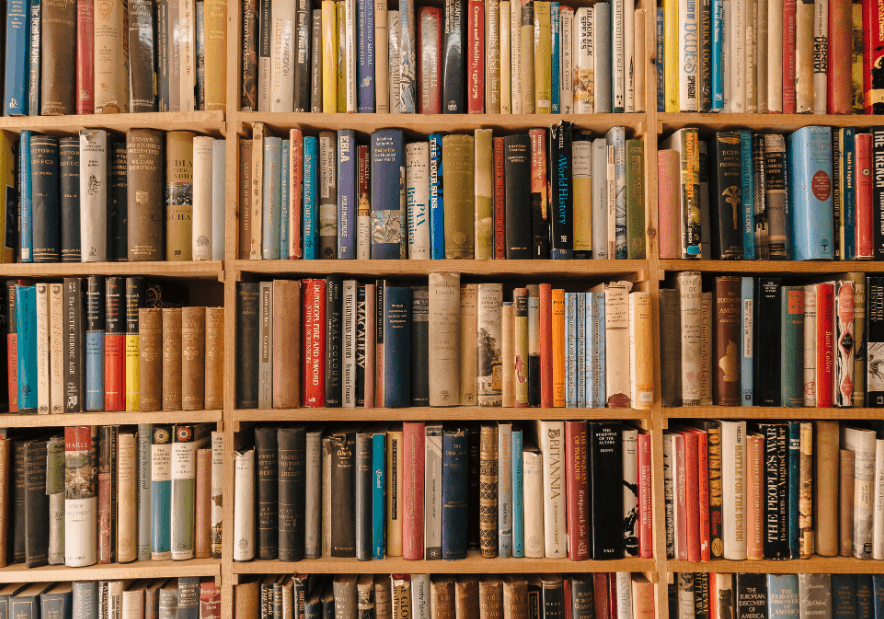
708, 574, 718, 619
606, 575, 617, 619
563, 579, 572, 619
782, 0, 796, 113
418, 6, 442, 114
104, 277, 125, 411
493, 137, 506, 259
637, 431, 653, 559
200, 581, 221, 619
856, 133, 874, 259
76, 0, 94, 114
864, 0, 884, 113
828, 0, 853, 113
302, 279, 326, 407
539, 283, 553, 407
673, 432, 687, 561
564, 420, 589, 560
592, 574, 610, 619
691, 427, 710, 561
680, 429, 700, 562
289, 131, 304, 259
816, 283, 835, 408
467, 0, 484, 113
402, 421, 425, 560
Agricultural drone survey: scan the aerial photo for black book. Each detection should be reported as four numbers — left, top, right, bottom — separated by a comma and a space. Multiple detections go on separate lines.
63, 278, 85, 413
753, 422, 789, 559
753, 277, 781, 405
659, 288, 682, 407
442, 0, 465, 113
329, 429, 356, 557
588, 420, 624, 559
293, 0, 311, 111
752, 134, 768, 259
31, 134, 59, 263
540, 576, 564, 619
526, 577, 541, 619
527, 285, 540, 406
410, 286, 429, 406
694, 573, 710, 619
735, 573, 768, 619
108, 141, 128, 262
59, 137, 80, 263
530, 130, 549, 260
24, 438, 49, 567
354, 431, 372, 561
177, 578, 200, 619
236, 282, 260, 409
668, 581, 678, 619
548, 121, 573, 258
467, 424, 480, 550
873, 129, 884, 259
325, 276, 343, 407
708, 132, 743, 259
503, 134, 532, 259
868, 277, 884, 407
832, 574, 858, 619
355, 285, 366, 407
255, 426, 279, 560
278, 425, 306, 562
156, 0, 169, 110
856, 575, 873, 619
570, 577, 593, 619
11, 440, 26, 562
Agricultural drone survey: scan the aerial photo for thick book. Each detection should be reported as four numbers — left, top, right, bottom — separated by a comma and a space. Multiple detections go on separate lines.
788, 127, 834, 260
30, 135, 59, 262
64, 426, 96, 567
151, 425, 173, 560
754, 278, 782, 406
588, 420, 623, 559
370, 130, 406, 259
442, 134, 475, 258
383, 286, 411, 407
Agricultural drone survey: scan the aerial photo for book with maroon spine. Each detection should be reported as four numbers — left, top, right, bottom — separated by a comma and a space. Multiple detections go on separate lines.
302, 279, 327, 407
466, 0, 484, 113
200, 581, 221, 619
493, 137, 505, 259
98, 425, 117, 564
104, 277, 125, 411
679, 427, 701, 563
714, 276, 741, 405
539, 284, 553, 407
783, 0, 796, 113
76, 0, 94, 114
402, 421, 425, 560
828, 0, 853, 113
564, 420, 589, 560
863, 0, 884, 113
592, 575, 610, 619
816, 283, 835, 408
419, 7, 442, 113
637, 430, 653, 559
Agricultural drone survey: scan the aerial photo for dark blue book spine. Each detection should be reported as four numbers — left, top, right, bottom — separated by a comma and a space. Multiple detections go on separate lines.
357, 0, 374, 112
85, 275, 105, 412
19, 131, 32, 262
177, 577, 201, 619
833, 575, 858, 619
874, 575, 884, 619
442, 0, 465, 112
338, 130, 356, 259
841, 128, 856, 260
280, 140, 290, 259
739, 130, 756, 259
383, 286, 411, 407
15, 285, 36, 411
4, 0, 28, 116
549, 121, 573, 259
27, 0, 38, 115
787, 421, 800, 558
303, 136, 319, 259
429, 134, 444, 259
370, 130, 406, 259
305, 597, 322, 619
857, 575, 874, 619
371, 432, 385, 559
40, 590, 72, 619
441, 427, 468, 559
30, 134, 59, 262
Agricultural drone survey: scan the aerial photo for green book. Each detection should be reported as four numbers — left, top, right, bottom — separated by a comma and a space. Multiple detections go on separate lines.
626, 139, 646, 259
781, 286, 805, 407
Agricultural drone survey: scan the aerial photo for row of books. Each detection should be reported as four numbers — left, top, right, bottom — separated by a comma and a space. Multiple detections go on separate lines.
2, 0, 226, 115
244, 0, 648, 115
241, 122, 646, 262
662, 420, 884, 563
656, 0, 875, 114
669, 573, 884, 619
659, 272, 881, 409
235, 276, 654, 410
659, 126, 884, 261
7, 129, 226, 264
232, 421, 653, 563
3, 277, 223, 415
234, 572, 655, 619
0, 578, 220, 619
0, 424, 222, 569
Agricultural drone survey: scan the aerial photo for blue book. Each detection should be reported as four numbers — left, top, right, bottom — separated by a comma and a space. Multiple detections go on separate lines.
576, 292, 586, 408
565, 292, 577, 407
511, 428, 524, 558
303, 136, 319, 259
498, 422, 512, 557
873, 575, 884, 619
441, 426, 468, 560
586, 292, 606, 408
280, 140, 290, 260
857, 575, 874, 619
839, 128, 856, 260
656, 8, 664, 113
19, 131, 32, 262
551, 3, 560, 114
151, 425, 173, 558
711, 0, 723, 109
383, 286, 411, 407
739, 130, 756, 259
371, 431, 385, 559
789, 126, 834, 260
429, 134, 444, 259
833, 575, 858, 619
606, 126, 627, 258
766, 575, 799, 617
338, 129, 356, 259
39, 585, 72, 619
357, 0, 375, 112
27, 0, 38, 116
4, 0, 28, 116
399, 0, 417, 112
594, 2, 611, 112
304, 588, 322, 619
15, 285, 35, 412
370, 129, 406, 259
741, 277, 754, 405
85, 276, 105, 412
787, 421, 800, 558
261, 137, 282, 259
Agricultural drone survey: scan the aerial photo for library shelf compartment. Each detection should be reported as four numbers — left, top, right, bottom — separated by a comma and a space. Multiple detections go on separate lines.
667, 556, 884, 575
658, 113, 884, 133
0, 557, 222, 582
661, 407, 884, 420
0, 409, 224, 428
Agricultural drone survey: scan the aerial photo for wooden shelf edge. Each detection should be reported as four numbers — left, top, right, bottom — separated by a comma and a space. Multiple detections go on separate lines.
0, 558, 221, 582
659, 260, 883, 274
663, 406, 880, 419
658, 113, 884, 132
667, 557, 883, 574
0, 111, 226, 134
0, 409, 223, 428
0, 260, 224, 280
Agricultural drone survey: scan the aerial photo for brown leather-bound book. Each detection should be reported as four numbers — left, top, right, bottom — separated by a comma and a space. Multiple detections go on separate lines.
272, 281, 301, 408
127, 0, 157, 112
659, 288, 682, 407
238, 140, 253, 259
234, 580, 259, 619
40, 0, 77, 114
137, 308, 163, 412
714, 276, 741, 405
166, 131, 196, 261
162, 308, 183, 410
502, 578, 528, 619
479, 425, 499, 558
204, 307, 224, 410
431, 578, 456, 619
375, 575, 393, 619
840, 448, 855, 557
455, 577, 480, 619
813, 420, 840, 556
127, 130, 164, 261
478, 579, 503, 619
194, 447, 212, 559
182, 306, 207, 410
0, 438, 10, 567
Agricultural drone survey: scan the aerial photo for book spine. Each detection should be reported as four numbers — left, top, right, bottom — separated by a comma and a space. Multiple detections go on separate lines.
816, 283, 835, 407
406, 142, 430, 258
357, 0, 375, 111
467, 0, 484, 112
500, 1, 511, 113
370, 130, 406, 258
150, 426, 173, 560
549, 122, 574, 259
678, 0, 699, 110
429, 134, 444, 259
479, 425, 499, 557
4, 0, 29, 115
27, 0, 39, 115
442, 0, 464, 112
493, 137, 505, 259
233, 447, 255, 560
486, 0, 500, 113
65, 426, 97, 567
93, 0, 129, 112
98, 426, 117, 564
565, 421, 589, 560
355, 143, 370, 260
137, 424, 152, 561
337, 130, 356, 259
474, 129, 493, 259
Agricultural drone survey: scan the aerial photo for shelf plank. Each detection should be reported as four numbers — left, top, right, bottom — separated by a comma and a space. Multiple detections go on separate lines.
659, 260, 880, 275
663, 406, 880, 420
667, 557, 880, 574
0, 409, 223, 428
659, 113, 884, 133
0, 111, 226, 135
0, 558, 221, 582
0, 261, 224, 280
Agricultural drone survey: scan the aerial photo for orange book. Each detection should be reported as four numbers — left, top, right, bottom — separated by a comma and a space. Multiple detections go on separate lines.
552, 288, 565, 407
746, 433, 764, 560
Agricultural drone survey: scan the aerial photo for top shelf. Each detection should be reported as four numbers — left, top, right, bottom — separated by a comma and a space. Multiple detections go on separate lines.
658, 113, 884, 133
0, 111, 226, 135
0, 260, 224, 280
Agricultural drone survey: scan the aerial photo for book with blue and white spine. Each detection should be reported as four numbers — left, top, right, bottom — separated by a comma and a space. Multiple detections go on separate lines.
371, 129, 406, 259
429, 134, 445, 259
358, 0, 375, 111
399, 0, 416, 112
586, 291, 606, 407
605, 126, 627, 259
577, 292, 586, 407
406, 142, 430, 258
262, 137, 282, 259
788, 126, 834, 260
303, 136, 319, 259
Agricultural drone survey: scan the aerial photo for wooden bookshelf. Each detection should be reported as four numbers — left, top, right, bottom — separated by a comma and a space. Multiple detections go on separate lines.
0, 409, 223, 428
0, 558, 222, 583
0, 260, 225, 280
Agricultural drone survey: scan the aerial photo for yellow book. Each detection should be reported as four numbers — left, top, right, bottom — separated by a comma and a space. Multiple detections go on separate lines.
0, 132, 13, 263
250, 123, 265, 259
520, 0, 534, 113
125, 279, 141, 411
551, 288, 565, 407
375, 0, 389, 113
203, 0, 227, 110
572, 139, 592, 256
474, 129, 493, 259
663, 0, 678, 112
336, 1, 347, 112
533, 1, 552, 114
322, 0, 338, 112
500, 1, 511, 114
629, 291, 653, 409
386, 429, 404, 556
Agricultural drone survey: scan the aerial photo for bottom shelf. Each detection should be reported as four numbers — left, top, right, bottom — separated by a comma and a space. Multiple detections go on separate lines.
0, 557, 221, 582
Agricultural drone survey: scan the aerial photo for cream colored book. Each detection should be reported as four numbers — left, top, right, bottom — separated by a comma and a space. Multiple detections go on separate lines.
745, 0, 757, 112
121, 584, 145, 619
795, 0, 814, 113
94, 0, 129, 112
428, 273, 461, 406
345, 0, 358, 112
49, 284, 63, 413
520, 0, 534, 113
500, 1, 511, 113
233, 447, 255, 561
768, 0, 784, 111
270, 0, 296, 111
756, 0, 768, 111
250, 123, 265, 259
337, 2, 346, 112
180, 0, 197, 111
533, 420, 565, 558
633, 9, 645, 112
117, 431, 138, 563
624, 0, 634, 112
406, 142, 430, 258
486, 0, 501, 113
474, 129, 493, 259
593, 280, 633, 407
460, 283, 478, 405
386, 429, 404, 556
533, 1, 551, 113
511, 0, 522, 113
375, 0, 389, 113
191, 136, 214, 261
79, 129, 108, 261
559, 7, 574, 113
629, 291, 653, 409
730, 0, 745, 112
522, 443, 544, 558
700, 291, 713, 405
574, 8, 593, 113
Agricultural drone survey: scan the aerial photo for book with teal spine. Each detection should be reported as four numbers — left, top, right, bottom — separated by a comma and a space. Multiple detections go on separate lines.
551, 2, 560, 113
788, 126, 834, 260
303, 136, 319, 259
16, 285, 36, 412
151, 425, 173, 560
280, 139, 290, 259
371, 430, 385, 559
512, 427, 524, 557
262, 137, 282, 259
170, 424, 196, 560
767, 574, 799, 619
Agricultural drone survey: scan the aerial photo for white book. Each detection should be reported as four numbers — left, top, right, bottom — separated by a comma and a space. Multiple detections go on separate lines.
375, 0, 389, 113
233, 447, 256, 561
388, 11, 401, 113
498, 422, 513, 558
745, 0, 757, 112
616, 573, 634, 619
633, 9, 645, 112
535, 420, 565, 558
343, 279, 357, 407
622, 428, 638, 555
117, 431, 137, 563
424, 425, 443, 559
768, 0, 783, 111
678, 576, 696, 619
522, 445, 544, 558
500, 1, 511, 113
756, 0, 768, 111
730, 0, 745, 112
721, 420, 747, 560
599, 281, 632, 405
841, 425, 877, 559
192, 136, 214, 261
812, 0, 828, 114
560, 8, 574, 113
606, 145, 616, 258
593, 3, 609, 112
677, 271, 702, 405
49, 284, 63, 413
121, 588, 144, 619
612, 0, 625, 110
511, 0, 522, 113
107, 581, 123, 619
678, 0, 698, 111
211, 431, 223, 557
795, 0, 814, 113
873, 439, 884, 560
668, 432, 683, 558
36, 283, 49, 414
411, 575, 430, 619
405, 142, 430, 258
212, 140, 226, 261
574, 8, 593, 114
79, 129, 108, 262
662, 432, 674, 557
803, 285, 817, 406
270, 0, 296, 111
180, 0, 196, 111
346, 0, 358, 112
623, 0, 634, 112
591, 138, 607, 258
